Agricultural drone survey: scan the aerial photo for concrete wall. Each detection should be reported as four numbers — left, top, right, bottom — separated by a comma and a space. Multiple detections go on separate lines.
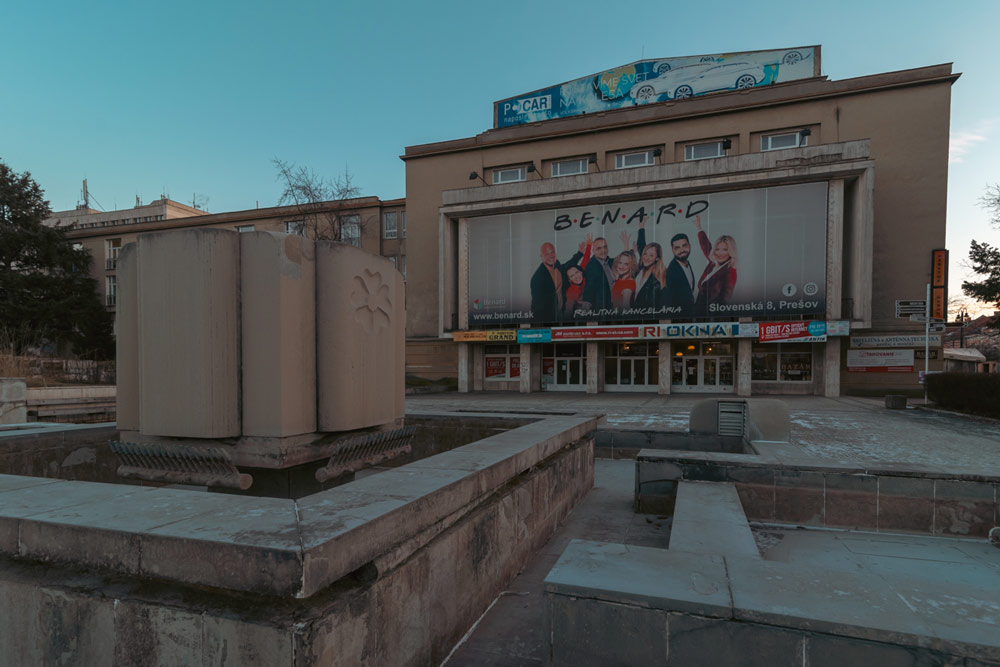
0, 413, 598, 665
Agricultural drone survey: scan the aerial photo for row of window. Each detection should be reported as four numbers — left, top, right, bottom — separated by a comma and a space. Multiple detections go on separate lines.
487, 130, 810, 184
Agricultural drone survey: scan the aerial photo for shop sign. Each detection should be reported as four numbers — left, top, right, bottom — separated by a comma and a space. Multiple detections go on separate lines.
738, 323, 759, 337
759, 320, 827, 343
847, 349, 915, 372
485, 357, 507, 378
826, 320, 850, 336
453, 330, 517, 342
659, 322, 741, 339
850, 335, 941, 348
551, 325, 642, 340
517, 329, 551, 343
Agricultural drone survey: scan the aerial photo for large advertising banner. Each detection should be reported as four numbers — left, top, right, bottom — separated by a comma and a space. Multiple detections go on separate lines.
495, 47, 818, 128
467, 182, 828, 326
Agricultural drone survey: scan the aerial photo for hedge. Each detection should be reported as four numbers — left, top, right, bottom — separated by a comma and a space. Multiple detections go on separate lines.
925, 372, 1000, 419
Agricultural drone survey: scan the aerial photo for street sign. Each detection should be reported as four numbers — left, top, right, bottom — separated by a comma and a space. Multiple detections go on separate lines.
908, 314, 944, 323
928, 323, 946, 334
895, 300, 927, 317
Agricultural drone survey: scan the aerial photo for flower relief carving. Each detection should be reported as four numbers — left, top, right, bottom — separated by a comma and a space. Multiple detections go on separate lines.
351, 269, 392, 333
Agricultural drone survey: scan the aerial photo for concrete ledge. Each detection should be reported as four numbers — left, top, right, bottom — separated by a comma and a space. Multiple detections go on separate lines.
668, 482, 760, 558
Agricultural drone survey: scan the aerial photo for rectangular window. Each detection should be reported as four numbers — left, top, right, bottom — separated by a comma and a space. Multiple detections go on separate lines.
383, 212, 398, 239
685, 141, 726, 161
751, 343, 812, 382
492, 166, 526, 184
105, 238, 122, 270
236, 225, 255, 233
401, 211, 406, 238
285, 220, 305, 235
551, 158, 588, 177
105, 275, 118, 307
761, 131, 807, 152
341, 214, 361, 247
484, 344, 521, 381
615, 150, 656, 169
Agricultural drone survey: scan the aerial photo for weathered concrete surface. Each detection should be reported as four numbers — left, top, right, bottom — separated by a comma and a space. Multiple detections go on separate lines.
317, 242, 405, 432
115, 243, 139, 431
241, 232, 317, 438
0, 422, 119, 485
0, 413, 597, 666
0, 378, 27, 425
668, 481, 760, 558
137, 229, 241, 438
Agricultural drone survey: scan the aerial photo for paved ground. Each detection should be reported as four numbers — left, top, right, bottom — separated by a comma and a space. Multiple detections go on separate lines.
416, 392, 1000, 666
408, 392, 1000, 470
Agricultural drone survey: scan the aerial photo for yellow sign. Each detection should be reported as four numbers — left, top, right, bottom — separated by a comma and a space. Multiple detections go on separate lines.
453, 330, 517, 342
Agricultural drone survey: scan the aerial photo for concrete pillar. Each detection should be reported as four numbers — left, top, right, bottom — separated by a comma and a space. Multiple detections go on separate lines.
316, 242, 405, 431
456, 218, 469, 331
658, 340, 672, 395
826, 179, 844, 321
472, 344, 484, 392
458, 343, 471, 393
240, 232, 317, 438
137, 229, 240, 439
850, 168, 875, 327
0, 378, 27, 424
737, 338, 752, 397
115, 243, 139, 432
823, 338, 842, 397
586, 342, 599, 394
519, 344, 532, 393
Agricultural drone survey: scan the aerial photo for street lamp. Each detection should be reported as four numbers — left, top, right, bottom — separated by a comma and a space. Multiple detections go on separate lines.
959, 308, 971, 348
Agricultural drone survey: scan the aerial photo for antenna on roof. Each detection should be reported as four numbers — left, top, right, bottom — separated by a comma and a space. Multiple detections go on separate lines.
82, 179, 89, 208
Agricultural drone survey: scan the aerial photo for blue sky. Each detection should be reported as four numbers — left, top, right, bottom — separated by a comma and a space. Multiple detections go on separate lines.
2, 0, 998, 313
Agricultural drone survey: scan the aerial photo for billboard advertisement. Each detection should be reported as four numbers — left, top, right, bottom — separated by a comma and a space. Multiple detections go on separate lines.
467, 182, 828, 326
495, 46, 818, 128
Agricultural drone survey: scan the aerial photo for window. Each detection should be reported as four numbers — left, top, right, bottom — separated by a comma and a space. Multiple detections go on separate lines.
285, 220, 305, 235
341, 214, 361, 247
751, 343, 813, 382
485, 344, 521, 381
401, 211, 406, 238
552, 158, 588, 177
761, 131, 808, 152
236, 225, 255, 233
105, 275, 118, 307
383, 212, 398, 239
105, 238, 122, 270
615, 149, 657, 169
400, 254, 406, 279
685, 141, 726, 161
492, 166, 526, 184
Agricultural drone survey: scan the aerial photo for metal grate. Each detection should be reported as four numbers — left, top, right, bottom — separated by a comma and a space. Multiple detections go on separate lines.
717, 401, 746, 437
110, 440, 252, 490
315, 425, 416, 483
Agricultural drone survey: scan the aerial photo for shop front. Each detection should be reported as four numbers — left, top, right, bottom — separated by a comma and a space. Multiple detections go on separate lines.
670, 341, 735, 393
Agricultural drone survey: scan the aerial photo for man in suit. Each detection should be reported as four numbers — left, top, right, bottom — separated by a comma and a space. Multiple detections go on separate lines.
660, 233, 696, 316
581, 237, 614, 312
530, 242, 565, 322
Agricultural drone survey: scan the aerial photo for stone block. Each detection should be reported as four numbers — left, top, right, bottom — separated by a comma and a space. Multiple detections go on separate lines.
114, 599, 204, 666
746, 398, 791, 442
806, 633, 934, 667
878, 476, 935, 534
316, 242, 405, 432
728, 466, 775, 521
774, 470, 825, 525
547, 594, 669, 667
668, 614, 804, 666
934, 480, 996, 537
240, 231, 317, 438
824, 473, 877, 530
203, 616, 293, 666
670, 482, 760, 558
115, 243, 140, 431
884, 394, 907, 409
137, 229, 240, 438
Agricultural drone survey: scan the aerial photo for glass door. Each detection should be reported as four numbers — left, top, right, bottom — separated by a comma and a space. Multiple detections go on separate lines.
542, 343, 587, 391
604, 342, 659, 392
670, 341, 735, 393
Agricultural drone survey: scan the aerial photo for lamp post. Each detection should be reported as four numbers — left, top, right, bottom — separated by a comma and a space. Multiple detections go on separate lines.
959, 308, 971, 348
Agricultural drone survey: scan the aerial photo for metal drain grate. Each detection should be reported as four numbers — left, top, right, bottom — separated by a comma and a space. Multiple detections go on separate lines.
315, 425, 416, 482
717, 401, 746, 437
110, 440, 252, 490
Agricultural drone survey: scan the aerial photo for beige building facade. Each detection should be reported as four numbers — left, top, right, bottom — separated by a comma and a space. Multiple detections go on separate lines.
402, 63, 957, 396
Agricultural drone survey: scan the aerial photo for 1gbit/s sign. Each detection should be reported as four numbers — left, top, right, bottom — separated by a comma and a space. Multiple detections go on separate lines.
758, 321, 827, 343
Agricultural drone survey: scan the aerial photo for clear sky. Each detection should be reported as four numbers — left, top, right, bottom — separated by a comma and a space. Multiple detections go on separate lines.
2, 0, 998, 314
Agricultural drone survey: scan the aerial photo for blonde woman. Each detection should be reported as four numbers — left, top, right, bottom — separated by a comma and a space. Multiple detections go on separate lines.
610, 250, 637, 309
691, 215, 737, 316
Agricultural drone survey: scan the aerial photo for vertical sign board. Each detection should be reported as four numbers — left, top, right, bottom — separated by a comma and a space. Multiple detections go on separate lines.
931, 249, 947, 320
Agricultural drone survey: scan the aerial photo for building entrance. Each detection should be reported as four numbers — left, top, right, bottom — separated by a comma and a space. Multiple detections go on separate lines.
604, 342, 659, 392
541, 343, 587, 391
671, 341, 735, 393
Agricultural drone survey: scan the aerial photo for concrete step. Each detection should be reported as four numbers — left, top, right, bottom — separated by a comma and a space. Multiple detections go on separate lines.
668, 481, 760, 558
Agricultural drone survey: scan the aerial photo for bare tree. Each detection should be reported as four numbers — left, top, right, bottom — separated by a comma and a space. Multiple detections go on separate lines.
980, 183, 1000, 229
272, 159, 371, 245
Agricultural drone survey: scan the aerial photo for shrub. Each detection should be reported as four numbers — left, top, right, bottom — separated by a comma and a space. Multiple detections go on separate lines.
925, 372, 1000, 419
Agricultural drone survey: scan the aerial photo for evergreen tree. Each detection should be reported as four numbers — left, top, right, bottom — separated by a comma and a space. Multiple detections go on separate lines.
0, 159, 114, 359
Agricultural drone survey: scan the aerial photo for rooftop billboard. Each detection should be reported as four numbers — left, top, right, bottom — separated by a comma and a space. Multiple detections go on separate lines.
494, 46, 820, 128
467, 182, 829, 326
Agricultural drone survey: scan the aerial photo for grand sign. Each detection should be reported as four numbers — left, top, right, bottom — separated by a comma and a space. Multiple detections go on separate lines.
468, 182, 828, 326
494, 46, 819, 128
